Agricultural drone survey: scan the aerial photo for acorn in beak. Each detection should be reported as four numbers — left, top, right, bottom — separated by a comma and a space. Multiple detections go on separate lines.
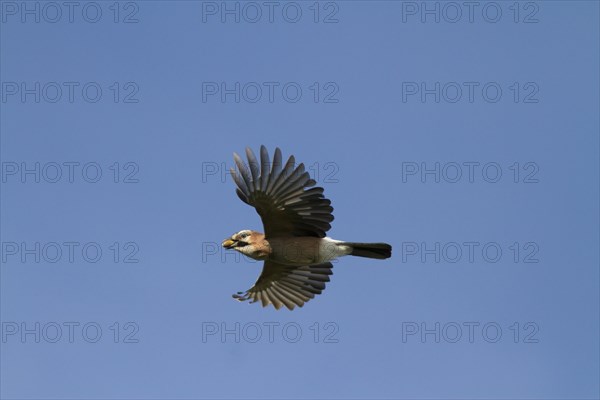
222, 238, 236, 249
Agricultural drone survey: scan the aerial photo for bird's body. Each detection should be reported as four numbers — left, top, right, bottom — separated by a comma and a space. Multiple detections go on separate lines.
222, 146, 392, 310
269, 236, 352, 265
225, 233, 352, 265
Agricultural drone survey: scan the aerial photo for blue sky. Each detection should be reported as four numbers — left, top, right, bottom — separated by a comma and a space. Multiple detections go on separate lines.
1, 1, 598, 399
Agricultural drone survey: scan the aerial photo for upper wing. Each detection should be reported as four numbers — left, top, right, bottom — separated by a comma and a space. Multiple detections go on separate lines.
230, 146, 334, 238
233, 261, 333, 310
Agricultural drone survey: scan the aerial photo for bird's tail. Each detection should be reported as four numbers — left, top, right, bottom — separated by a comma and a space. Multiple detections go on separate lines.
344, 242, 392, 260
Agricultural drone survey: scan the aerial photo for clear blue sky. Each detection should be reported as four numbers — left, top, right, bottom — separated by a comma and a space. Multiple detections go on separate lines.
1, 1, 598, 399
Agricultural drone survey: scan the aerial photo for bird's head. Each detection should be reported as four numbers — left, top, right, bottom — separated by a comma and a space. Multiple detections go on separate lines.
222, 230, 269, 259
222, 230, 270, 261
222, 230, 254, 250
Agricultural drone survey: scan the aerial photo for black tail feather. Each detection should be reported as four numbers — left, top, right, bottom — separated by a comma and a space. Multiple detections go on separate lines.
346, 242, 392, 260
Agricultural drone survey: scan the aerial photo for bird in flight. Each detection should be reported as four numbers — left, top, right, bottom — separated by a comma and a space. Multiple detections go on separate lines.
222, 146, 392, 310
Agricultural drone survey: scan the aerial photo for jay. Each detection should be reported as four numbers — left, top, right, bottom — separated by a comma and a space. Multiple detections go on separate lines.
222, 146, 392, 310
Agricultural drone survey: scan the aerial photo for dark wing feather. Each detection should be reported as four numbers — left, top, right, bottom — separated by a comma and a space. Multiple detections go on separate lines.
233, 261, 333, 310
231, 146, 334, 238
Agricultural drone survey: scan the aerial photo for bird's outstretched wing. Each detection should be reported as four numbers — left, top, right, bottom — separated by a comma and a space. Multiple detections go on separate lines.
233, 261, 333, 310
231, 146, 334, 238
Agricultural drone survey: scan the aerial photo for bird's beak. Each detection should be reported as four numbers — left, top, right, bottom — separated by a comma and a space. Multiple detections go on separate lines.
222, 238, 237, 249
